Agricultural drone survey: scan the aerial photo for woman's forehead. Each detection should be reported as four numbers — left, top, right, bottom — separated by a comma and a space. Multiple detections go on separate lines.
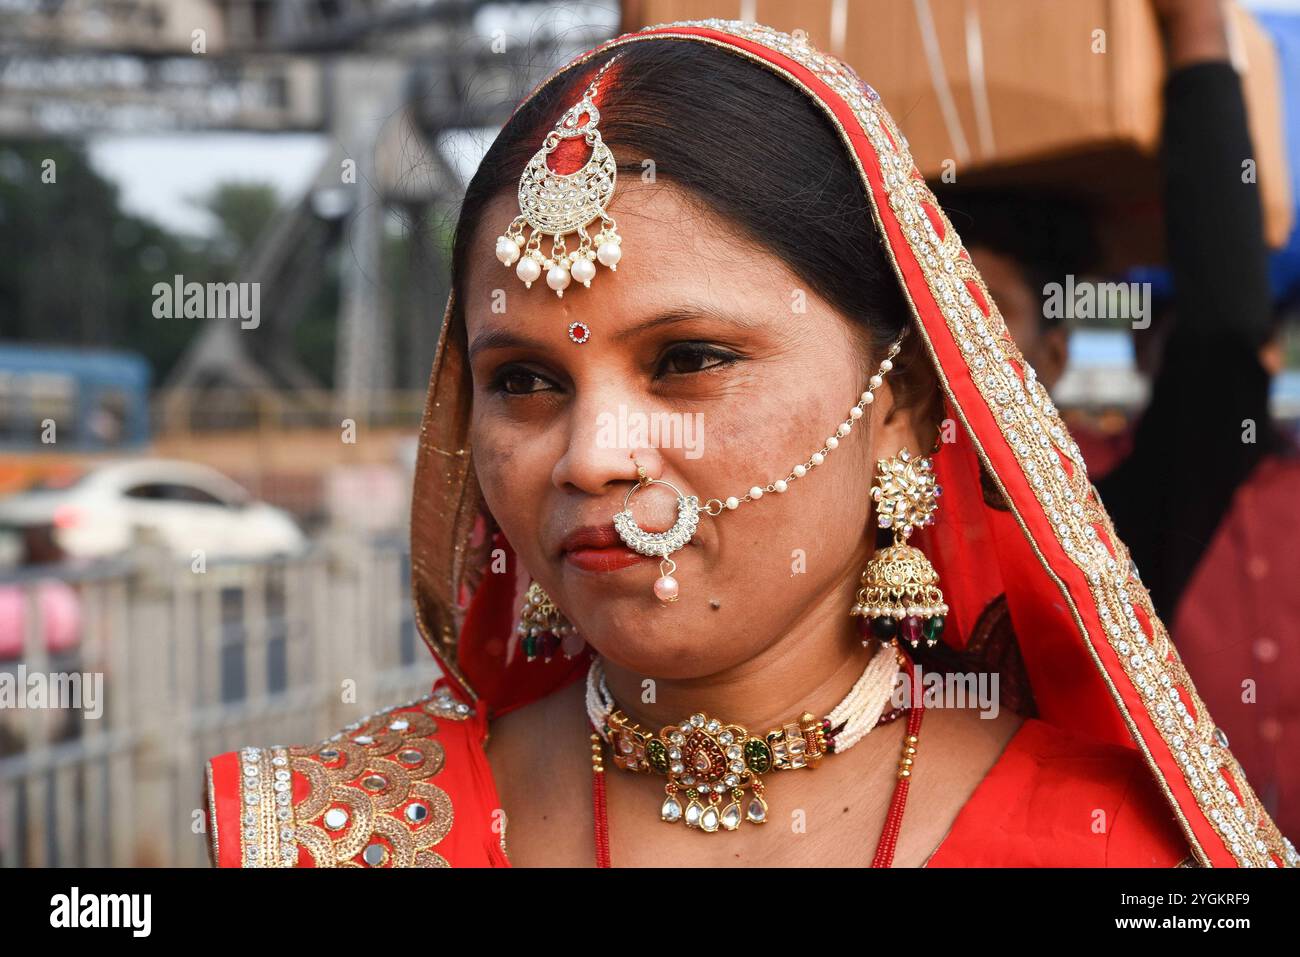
462, 181, 812, 342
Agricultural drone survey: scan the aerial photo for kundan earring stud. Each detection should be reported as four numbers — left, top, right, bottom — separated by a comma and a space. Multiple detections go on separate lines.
517, 580, 585, 662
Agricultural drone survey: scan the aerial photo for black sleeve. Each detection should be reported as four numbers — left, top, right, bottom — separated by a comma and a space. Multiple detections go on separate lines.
1095, 61, 1273, 621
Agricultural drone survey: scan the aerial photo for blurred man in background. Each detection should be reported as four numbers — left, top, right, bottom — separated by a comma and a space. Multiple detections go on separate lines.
943, 0, 1299, 836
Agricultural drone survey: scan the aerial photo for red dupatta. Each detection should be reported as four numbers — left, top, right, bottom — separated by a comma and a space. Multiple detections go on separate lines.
408, 19, 1295, 869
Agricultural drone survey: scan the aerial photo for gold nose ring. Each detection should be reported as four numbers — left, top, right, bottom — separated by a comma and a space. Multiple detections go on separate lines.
630, 451, 653, 488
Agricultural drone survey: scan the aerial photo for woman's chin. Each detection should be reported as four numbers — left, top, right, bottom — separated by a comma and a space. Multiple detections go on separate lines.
565, 607, 721, 676
552, 551, 741, 672
587, 639, 718, 680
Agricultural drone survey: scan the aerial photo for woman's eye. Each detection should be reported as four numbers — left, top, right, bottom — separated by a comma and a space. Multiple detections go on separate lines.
656, 343, 739, 377
491, 367, 552, 395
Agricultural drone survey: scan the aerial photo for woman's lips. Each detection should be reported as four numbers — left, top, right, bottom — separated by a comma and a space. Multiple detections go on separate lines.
563, 546, 655, 573
559, 521, 675, 573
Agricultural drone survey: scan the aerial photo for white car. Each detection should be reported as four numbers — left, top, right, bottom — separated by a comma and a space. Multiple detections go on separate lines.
0, 460, 306, 562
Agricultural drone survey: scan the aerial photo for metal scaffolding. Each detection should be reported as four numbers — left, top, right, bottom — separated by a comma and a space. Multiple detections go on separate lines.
1, 0, 618, 421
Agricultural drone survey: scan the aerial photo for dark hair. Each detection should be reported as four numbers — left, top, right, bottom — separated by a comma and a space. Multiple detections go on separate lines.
451, 39, 941, 427
939, 189, 1098, 331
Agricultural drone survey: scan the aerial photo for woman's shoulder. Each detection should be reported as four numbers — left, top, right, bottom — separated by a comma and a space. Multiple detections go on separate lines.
926, 716, 1195, 867
204, 678, 508, 867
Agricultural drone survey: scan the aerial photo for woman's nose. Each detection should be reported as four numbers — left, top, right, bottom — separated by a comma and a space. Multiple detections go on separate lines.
550, 394, 668, 498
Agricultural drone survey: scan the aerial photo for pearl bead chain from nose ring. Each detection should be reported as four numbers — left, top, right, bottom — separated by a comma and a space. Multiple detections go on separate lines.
701, 337, 904, 518
613, 336, 905, 603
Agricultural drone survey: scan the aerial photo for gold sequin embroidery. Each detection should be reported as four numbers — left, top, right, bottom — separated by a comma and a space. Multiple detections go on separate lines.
235, 690, 471, 867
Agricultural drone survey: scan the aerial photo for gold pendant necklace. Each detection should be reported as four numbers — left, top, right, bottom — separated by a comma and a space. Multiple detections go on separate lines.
607, 708, 864, 831
585, 643, 905, 833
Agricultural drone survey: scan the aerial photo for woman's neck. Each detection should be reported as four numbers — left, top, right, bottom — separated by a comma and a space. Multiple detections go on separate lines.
599, 576, 879, 734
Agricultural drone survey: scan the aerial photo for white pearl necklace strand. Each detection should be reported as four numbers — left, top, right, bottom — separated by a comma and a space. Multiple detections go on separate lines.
706, 336, 903, 516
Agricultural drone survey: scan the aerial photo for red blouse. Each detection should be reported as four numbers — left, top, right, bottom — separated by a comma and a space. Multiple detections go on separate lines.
206, 674, 1191, 867
924, 716, 1191, 867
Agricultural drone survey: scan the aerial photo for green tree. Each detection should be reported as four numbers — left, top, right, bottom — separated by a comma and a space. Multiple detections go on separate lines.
193, 181, 280, 267
0, 140, 199, 376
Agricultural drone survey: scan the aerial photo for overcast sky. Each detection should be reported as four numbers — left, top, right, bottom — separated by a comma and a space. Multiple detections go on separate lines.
86, 132, 331, 237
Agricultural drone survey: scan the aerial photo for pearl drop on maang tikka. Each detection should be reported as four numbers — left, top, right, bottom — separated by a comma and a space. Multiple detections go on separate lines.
614, 338, 905, 603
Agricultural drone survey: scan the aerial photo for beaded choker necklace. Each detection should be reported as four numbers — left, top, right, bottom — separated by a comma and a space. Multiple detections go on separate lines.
584, 641, 913, 836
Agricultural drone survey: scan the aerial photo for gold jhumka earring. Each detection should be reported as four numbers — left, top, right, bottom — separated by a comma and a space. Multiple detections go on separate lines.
516, 580, 584, 663
852, 447, 949, 649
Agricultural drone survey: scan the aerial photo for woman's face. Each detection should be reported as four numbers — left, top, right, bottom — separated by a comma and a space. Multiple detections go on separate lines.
463, 182, 923, 678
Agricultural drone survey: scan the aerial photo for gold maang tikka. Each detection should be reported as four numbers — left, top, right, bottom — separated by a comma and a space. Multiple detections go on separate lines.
494, 52, 624, 323
852, 447, 949, 649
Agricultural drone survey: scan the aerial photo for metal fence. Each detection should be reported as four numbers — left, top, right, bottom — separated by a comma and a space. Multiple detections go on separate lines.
0, 536, 440, 867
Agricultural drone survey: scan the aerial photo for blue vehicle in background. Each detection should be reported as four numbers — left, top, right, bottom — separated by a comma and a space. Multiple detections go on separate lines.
0, 344, 150, 454
0, 344, 151, 499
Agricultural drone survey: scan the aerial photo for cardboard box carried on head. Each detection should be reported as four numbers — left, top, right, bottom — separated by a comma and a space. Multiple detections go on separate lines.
623, 0, 1293, 269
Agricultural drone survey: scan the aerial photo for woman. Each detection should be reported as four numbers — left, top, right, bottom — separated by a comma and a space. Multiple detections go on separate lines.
204, 19, 1296, 868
